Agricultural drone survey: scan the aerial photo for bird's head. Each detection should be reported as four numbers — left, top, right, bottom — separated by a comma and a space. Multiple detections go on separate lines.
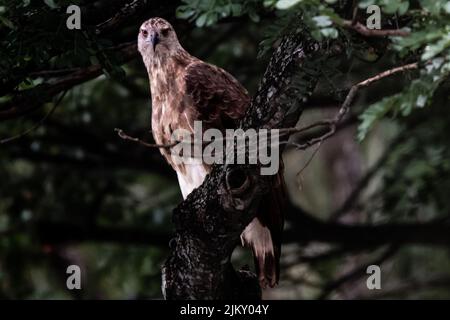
138, 17, 180, 58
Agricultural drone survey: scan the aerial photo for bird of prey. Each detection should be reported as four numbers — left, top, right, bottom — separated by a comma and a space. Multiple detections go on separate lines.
138, 17, 285, 288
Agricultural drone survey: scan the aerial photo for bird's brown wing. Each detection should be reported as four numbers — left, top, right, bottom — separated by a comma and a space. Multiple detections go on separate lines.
184, 60, 286, 288
184, 61, 249, 129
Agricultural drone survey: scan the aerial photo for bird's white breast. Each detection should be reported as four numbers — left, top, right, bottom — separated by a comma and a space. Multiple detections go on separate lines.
176, 163, 209, 199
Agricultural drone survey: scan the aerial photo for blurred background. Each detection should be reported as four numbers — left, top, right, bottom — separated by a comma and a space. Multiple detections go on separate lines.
1, 0, 450, 299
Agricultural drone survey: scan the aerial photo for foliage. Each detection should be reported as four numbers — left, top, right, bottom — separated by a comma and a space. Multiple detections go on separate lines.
176, 0, 263, 26
357, 0, 450, 140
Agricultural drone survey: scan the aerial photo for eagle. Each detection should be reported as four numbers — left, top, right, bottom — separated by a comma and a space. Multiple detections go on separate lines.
138, 17, 285, 288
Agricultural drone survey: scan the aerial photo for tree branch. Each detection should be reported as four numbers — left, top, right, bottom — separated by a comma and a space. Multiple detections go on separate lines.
285, 204, 450, 247
115, 128, 178, 148
317, 245, 398, 299
342, 20, 410, 37
280, 62, 418, 151
0, 91, 67, 144
0, 43, 137, 121
34, 221, 171, 247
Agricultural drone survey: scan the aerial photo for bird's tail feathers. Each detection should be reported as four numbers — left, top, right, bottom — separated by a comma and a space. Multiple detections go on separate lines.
240, 218, 280, 288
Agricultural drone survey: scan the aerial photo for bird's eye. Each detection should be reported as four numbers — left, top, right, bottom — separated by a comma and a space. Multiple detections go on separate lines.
161, 28, 170, 37
141, 29, 148, 37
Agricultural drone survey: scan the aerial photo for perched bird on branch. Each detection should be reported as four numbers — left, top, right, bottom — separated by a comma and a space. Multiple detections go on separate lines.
138, 17, 285, 288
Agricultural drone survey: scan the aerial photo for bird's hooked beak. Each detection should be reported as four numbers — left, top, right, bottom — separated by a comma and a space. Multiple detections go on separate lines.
146, 31, 160, 51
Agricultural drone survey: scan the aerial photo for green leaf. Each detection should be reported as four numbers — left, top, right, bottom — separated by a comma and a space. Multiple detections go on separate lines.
205, 13, 217, 26
275, 0, 303, 10
249, 11, 260, 23
445, 2, 450, 14
264, 0, 278, 7
320, 27, 338, 39
0, 15, 14, 29
231, 4, 243, 16
44, 0, 58, 9
195, 13, 208, 27
358, 97, 397, 141
358, 56, 450, 141
312, 15, 333, 28
398, 1, 409, 15
421, 33, 450, 60
383, 1, 400, 14
311, 29, 322, 41
358, 0, 375, 8
176, 7, 196, 20
419, 0, 446, 15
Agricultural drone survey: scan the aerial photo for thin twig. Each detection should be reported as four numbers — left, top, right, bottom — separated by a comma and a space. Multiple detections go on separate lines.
0, 43, 138, 121
318, 245, 398, 300
114, 128, 179, 148
356, 276, 450, 299
342, 20, 410, 37
95, 0, 142, 34
351, 2, 358, 26
29, 68, 80, 78
286, 62, 418, 150
279, 120, 333, 136
329, 133, 407, 221
296, 141, 323, 177
115, 63, 418, 157
0, 90, 68, 144
283, 62, 418, 176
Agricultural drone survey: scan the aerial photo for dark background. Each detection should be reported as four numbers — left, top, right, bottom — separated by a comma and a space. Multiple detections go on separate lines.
0, 0, 449, 299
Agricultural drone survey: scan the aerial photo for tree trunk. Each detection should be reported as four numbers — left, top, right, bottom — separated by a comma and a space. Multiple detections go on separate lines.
161, 24, 332, 299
